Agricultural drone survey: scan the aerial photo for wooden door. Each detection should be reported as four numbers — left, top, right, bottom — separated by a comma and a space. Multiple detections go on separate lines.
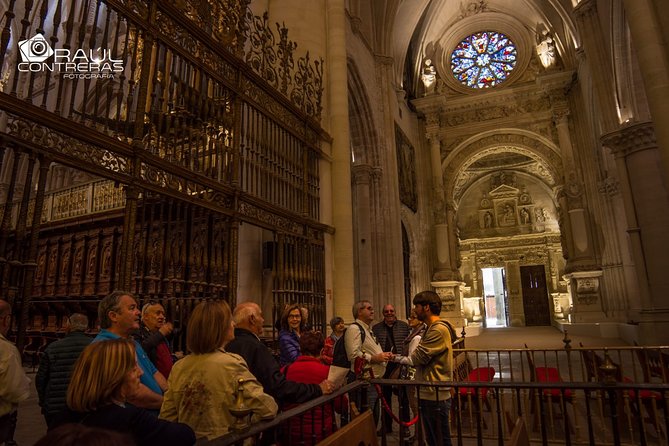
520, 265, 551, 326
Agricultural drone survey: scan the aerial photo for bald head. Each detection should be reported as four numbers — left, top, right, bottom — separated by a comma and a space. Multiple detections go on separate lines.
233, 302, 264, 336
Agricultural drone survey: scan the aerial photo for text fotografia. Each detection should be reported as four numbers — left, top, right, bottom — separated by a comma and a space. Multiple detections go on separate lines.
18, 34, 123, 79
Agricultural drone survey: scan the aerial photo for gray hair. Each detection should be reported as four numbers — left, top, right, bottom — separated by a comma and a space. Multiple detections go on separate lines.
233, 302, 260, 325
141, 301, 164, 317
68, 313, 89, 332
352, 300, 371, 319
98, 291, 134, 329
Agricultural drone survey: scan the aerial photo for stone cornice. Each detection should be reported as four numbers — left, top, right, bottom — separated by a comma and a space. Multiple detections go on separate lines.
413, 80, 549, 115
600, 121, 657, 158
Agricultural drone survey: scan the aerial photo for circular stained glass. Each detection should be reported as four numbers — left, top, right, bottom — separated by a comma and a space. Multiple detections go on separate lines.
450, 31, 517, 89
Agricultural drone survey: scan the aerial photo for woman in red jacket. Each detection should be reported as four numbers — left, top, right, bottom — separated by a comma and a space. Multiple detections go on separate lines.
320, 316, 345, 365
282, 331, 345, 445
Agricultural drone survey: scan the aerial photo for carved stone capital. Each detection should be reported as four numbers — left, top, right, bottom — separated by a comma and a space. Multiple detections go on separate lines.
352, 164, 373, 185
601, 121, 657, 158
598, 175, 620, 197
552, 105, 570, 124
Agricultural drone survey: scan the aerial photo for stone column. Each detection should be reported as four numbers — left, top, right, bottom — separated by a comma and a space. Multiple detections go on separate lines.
622, 0, 669, 188
352, 164, 373, 301
425, 112, 464, 324
326, 0, 355, 321
425, 112, 458, 279
539, 71, 605, 321
573, 0, 619, 133
601, 122, 669, 343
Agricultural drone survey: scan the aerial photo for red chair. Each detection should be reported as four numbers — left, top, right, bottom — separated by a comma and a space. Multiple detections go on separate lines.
525, 345, 574, 433
534, 367, 573, 399
459, 367, 496, 411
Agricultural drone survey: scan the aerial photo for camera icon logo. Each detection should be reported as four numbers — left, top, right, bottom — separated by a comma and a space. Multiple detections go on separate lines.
18, 34, 54, 63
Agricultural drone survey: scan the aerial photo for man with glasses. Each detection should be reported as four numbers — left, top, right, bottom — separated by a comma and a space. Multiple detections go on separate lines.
344, 301, 393, 424
372, 304, 410, 435
409, 290, 453, 446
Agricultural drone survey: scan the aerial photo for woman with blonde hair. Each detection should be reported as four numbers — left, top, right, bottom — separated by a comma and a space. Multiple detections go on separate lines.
160, 300, 277, 440
55, 339, 195, 446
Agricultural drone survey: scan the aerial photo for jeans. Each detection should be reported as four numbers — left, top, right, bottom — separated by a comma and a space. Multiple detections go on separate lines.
419, 398, 452, 446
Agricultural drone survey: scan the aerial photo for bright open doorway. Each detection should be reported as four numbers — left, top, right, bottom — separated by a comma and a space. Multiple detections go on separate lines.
482, 267, 508, 328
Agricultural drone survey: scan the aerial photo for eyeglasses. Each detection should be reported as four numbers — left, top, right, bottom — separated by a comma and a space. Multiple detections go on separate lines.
288, 314, 301, 319
383, 310, 395, 314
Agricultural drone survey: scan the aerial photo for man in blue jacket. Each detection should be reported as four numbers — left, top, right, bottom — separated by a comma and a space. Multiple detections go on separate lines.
94, 291, 167, 411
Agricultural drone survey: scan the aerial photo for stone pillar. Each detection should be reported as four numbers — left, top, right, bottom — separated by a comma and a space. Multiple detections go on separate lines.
573, 0, 619, 133
326, 0, 355, 322
540, 73, 605, 321
601, 122, 669, 343
352, 164, 373, 301
622, 0, 669, 188
553, 106, 596, 264
425, 112, 459, 281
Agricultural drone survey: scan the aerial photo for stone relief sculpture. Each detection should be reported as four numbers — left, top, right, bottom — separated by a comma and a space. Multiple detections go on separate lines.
498, 202, 517, 227
395, 126, 418, 212
484, 211, 493, 228
519, 207, 530, 224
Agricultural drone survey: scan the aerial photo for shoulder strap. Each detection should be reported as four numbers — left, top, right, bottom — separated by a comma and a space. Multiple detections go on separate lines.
351, 321, 366, 343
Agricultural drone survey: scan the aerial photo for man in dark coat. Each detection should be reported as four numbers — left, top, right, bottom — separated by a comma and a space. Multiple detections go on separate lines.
133, 301, 175, 378
35, 313, 92, 427
372, 304, 410, 435
226, 302, 333, 405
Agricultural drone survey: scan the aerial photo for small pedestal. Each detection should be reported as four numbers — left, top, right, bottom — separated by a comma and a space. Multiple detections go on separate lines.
563, 270, 604, 323
431, 280, 467, 328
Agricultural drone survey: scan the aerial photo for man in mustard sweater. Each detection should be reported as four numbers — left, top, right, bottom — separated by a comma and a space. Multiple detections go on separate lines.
411, 290, 453, 446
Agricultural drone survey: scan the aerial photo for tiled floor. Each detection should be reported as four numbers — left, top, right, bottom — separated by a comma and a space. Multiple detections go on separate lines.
12, 325, 629, 445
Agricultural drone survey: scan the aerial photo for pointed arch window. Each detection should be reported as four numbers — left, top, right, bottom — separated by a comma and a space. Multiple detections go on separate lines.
450, 31, 517, 89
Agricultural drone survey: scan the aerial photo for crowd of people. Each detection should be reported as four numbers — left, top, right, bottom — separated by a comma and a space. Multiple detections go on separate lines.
0, 289, 455, 446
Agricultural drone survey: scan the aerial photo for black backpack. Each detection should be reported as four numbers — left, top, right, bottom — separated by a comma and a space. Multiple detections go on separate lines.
331, 321, 365, 369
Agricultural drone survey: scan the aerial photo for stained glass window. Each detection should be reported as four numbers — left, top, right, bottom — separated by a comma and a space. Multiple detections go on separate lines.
450, 31, 517, 89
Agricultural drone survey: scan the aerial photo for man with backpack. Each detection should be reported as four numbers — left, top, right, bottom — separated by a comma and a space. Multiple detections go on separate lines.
343, 300, 393, 423
409, 290, 454, 446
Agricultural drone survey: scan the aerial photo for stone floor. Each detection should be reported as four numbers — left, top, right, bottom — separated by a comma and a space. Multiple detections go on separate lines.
12, 325, 629, 445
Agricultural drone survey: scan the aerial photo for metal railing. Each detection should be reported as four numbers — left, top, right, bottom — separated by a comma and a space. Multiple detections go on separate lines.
199, 346, 669, 446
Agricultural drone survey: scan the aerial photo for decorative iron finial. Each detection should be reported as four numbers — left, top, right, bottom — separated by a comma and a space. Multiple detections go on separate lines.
599, 349, 618, 385
562, 329, 572, 350
229, 378, 252, 432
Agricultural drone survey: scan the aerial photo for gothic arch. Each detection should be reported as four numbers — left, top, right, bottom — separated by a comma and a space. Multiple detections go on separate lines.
443, 129, 563, 205
348, 59, 380, 167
